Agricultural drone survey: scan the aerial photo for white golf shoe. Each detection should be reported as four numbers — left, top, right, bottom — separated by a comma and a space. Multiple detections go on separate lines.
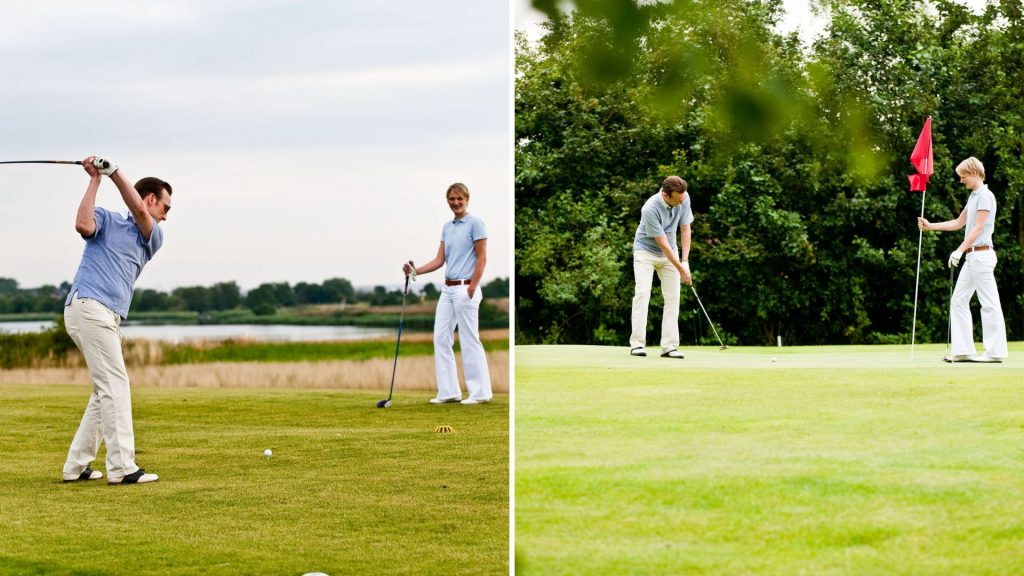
108, 468, 159, 485
460, 398, 491, 405
969, 355, 1003, 363
63, 466, 103, 482
429, 397, 461, 404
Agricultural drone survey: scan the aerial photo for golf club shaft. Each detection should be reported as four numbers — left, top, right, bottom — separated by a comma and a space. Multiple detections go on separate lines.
385, 276, 411, 402
691, 285, 726, 348
0, 160, 82, 165
947, 265, 955, 355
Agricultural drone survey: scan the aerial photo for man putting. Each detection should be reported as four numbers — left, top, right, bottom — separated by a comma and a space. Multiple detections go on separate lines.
61, 156, 171, 484
918, 156, 1007, 363
630, 176, 693, 359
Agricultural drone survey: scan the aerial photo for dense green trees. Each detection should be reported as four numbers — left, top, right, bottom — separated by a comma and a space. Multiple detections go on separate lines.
0, 276, 510, 318
517, 0, 1024, 345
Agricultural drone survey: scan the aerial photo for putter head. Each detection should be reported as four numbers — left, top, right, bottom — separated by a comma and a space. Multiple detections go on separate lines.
376, 399, 391, 408
720, 345, 729, 350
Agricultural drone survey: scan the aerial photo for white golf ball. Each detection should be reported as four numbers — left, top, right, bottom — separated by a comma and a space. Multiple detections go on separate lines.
264, 449, 272, 457
771, 356, 777, 363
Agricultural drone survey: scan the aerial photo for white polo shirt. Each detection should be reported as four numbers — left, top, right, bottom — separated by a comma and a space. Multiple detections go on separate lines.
965, 184, 996, 248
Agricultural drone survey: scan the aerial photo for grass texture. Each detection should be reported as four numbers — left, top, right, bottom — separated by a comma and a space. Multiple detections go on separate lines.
515, 344, 1024, 575
0, 385, 508, 575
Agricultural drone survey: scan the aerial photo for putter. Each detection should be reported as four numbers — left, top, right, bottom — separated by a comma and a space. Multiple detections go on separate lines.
690, 284, 729, 350
944, 263, 958, 362
377, 274, 411, 408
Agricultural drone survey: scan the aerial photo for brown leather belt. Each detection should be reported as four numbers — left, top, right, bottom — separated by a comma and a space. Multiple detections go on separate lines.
966, 246, 992, 253
445, 279, 471, 286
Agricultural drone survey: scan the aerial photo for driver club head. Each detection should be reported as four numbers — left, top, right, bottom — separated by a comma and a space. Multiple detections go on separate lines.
376, 399, 391, 409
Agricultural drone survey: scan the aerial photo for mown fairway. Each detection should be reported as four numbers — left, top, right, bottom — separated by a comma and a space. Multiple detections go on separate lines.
0, 385, 508, 575
516, 344, 1024, 575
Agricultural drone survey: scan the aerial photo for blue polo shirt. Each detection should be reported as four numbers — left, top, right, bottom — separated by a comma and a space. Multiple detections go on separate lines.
442, 214, 487, 280
633, 191, 693, 254
65, 207, 163, 319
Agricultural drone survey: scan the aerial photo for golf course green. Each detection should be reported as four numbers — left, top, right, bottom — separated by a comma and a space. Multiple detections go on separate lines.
0, 385, 508, 575
516, 344, 1024, 575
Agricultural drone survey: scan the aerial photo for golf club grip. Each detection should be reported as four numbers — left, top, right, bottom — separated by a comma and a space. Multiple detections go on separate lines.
0, 160, 82, 165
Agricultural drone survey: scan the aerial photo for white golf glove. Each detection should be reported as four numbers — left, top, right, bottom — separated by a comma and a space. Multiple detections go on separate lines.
404, 260, 417, 280
681, 261, 691, 275
948, 249, 963, 268
91, 157, 118, 176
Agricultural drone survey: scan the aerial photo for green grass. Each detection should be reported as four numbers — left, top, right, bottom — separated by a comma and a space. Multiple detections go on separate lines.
516, 344, 1024, 575
162, 338, 510, 364
0, 385, 508, 575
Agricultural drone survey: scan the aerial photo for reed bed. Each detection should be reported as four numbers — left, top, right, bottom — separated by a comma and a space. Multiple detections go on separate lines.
0, 350, 508, 392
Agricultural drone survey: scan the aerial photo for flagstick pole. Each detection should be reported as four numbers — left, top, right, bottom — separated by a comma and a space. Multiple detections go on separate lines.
911, 190, 926, 361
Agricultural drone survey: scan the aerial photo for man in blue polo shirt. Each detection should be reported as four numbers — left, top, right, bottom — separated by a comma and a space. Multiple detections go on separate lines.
61, 156, 172, 485
630, 176, 693, 359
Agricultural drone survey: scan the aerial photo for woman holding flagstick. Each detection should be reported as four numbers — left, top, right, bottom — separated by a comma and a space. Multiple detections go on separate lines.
917, 157, 1008, 363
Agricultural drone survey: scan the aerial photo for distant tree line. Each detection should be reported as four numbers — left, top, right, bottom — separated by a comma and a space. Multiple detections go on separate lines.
0, 276, 510, 317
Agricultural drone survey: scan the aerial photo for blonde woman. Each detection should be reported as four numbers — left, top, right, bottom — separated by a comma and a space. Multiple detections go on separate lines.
918, 157, 1007, 363
404, 183, 492, 404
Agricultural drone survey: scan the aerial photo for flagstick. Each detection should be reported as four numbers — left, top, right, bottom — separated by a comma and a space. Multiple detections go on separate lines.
910, 190, 926, 361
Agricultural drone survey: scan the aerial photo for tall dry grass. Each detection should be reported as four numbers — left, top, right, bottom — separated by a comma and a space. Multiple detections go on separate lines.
0, 351, 508, 392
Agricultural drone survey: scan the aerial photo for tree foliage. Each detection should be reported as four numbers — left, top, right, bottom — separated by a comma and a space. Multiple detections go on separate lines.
517, 0, 1024, 345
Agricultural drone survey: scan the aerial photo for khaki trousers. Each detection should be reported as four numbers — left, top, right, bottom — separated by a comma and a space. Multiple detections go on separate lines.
630, 250, 681, 351
62, 295, 140, 480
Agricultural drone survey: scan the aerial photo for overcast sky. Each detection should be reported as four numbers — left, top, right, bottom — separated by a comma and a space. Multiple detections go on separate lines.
0, 1, 510, 292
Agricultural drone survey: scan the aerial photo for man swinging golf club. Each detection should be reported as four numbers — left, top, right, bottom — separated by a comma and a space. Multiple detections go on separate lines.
918, 157, 1007, 363
61, 156, 171, 484
403, 182, 492, 405
630, 176, 693, 359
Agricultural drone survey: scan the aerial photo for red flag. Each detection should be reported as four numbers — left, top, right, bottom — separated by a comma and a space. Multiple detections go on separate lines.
908, 117, 932, 191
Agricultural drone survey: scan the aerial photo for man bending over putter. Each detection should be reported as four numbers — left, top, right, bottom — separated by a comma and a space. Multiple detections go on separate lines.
918, 156, 1007, 363
630, 176, 693, 359
403, 183, 493, 404
61, 156, 172, 484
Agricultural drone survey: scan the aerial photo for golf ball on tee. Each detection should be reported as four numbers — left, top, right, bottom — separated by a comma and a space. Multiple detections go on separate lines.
264, 449, 272, 457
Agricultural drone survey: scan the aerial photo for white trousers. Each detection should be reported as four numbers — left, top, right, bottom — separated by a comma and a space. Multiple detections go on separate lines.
951, 250, 1008, 358
630, 250, 681, 351
434, 285, 492, 402
63, 295, 140, 480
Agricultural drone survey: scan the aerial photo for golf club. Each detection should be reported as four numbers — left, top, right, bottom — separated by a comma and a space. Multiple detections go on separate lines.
690, 284, 729, 350
0, 160, 82, 166
0, 159, 112, 170
945, 263, 956, 361
376, 273, 411, 408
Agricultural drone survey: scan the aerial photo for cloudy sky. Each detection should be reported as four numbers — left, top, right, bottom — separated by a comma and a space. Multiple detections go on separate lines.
0, 1, 510, 292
